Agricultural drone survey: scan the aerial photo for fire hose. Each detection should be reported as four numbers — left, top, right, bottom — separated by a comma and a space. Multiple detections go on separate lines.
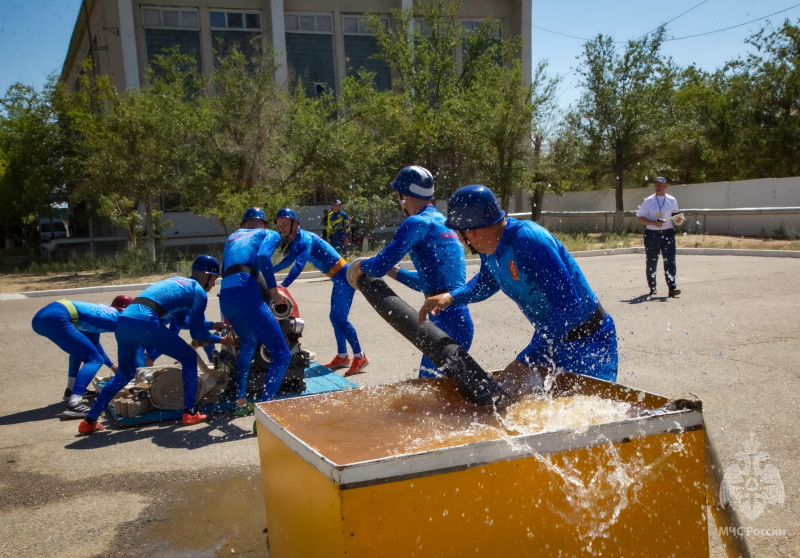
354, 273, 501, 406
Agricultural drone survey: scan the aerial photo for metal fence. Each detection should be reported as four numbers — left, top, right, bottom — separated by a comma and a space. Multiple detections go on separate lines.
509, 207, 800, 236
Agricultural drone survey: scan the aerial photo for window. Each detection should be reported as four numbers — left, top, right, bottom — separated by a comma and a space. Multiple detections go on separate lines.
413, 18, 431, 37
141, 8, 199, 30
342, 15, 389, 35
284, 14, 332, 34
461, 19, 502, 39
209, 10, 262, 31
342, 14, 392, 91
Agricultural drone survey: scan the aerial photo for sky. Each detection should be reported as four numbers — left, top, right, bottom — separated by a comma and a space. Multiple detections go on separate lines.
1, 0, 799, 108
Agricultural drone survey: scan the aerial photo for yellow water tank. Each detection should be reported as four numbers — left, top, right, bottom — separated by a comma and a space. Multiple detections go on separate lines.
255, 375, 709, 557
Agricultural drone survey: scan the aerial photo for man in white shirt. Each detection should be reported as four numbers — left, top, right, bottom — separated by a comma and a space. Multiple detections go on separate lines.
635, 177, 685, 297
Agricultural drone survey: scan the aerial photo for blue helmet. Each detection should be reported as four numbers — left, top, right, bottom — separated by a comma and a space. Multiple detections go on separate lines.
274, 208, 298, 223
241, 207, 268, 223
191, 254, 221, 275
332, 199, 342, 206
445, 185, 506, 231
391, 166, 434, 200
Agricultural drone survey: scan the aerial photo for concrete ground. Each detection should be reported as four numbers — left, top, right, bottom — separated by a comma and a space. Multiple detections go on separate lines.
0, 251, 797, 557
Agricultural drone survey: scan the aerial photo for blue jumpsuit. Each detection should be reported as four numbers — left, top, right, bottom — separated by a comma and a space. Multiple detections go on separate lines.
328, 210, 351, 255
449, 218, 618, 381
221, 228, 291, 402
360, 205, 474, 377
86, 277, 222, 421
32, 300, 117, 397
274, 228, 362, 356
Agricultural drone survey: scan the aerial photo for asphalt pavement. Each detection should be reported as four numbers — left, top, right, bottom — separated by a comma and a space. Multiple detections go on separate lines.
0, 250, 798, 557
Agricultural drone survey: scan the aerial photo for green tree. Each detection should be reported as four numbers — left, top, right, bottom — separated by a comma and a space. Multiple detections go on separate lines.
453, 59, 559, 212
0, 81, 68, 247
331, 0, 546, 241
59, 54, 203, 255
733, 19, 800, 178
573, 28, 669, 231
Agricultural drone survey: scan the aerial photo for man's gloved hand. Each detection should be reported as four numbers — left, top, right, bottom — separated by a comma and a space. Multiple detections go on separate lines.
346, 257, 366, 290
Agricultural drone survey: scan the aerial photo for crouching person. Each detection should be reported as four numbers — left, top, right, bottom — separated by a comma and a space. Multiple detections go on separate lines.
78, 255, 231, 433
419, 185, 618, 402
32, 295, 133, 418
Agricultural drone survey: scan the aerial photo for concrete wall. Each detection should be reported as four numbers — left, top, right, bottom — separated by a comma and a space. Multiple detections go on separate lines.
63, 0, 526, 95
509, 177, 800, 237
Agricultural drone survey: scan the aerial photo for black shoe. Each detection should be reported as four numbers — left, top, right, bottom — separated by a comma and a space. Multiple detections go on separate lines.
668, 288, 681, 298
62, 401, 91, 418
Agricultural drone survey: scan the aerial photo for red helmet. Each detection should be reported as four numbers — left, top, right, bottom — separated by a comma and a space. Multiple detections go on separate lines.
111, 295, 134, 311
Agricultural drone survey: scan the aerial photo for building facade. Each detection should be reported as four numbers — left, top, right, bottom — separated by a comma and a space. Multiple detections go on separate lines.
59, 0, 531, 252
62, 0, 532, 96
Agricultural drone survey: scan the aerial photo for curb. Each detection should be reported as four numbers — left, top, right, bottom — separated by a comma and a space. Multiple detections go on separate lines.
6, 248, 800, 299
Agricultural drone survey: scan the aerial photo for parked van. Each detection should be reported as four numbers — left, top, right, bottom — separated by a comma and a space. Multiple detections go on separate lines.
39, 218, 67, 241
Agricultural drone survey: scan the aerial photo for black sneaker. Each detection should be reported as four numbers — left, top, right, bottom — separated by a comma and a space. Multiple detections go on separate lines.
668, 288, 681, 298
62, 401, 91, 418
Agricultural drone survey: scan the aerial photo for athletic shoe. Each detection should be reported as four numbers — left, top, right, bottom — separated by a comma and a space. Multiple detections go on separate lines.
62, 401, 91, 418
181, 412, 208, 425
668, 288, 682, 298
235, 401, 254, 417
64, 388, 98, 401
324, 355, 351, 369
78, 420, 104, 434
344, 355, 370, 377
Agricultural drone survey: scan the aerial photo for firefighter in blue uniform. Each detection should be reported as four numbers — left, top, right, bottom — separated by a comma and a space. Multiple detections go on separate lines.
348, 166, 474, 378
327, 199, 351, 255
32, 295, 133, 418
419, 185, 618, 398
79, 255, 229, 433
220, 207, 292, 416
274, 208, 369, 377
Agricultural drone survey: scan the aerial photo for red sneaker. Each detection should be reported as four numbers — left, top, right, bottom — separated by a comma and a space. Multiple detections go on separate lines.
344, 355, 369, 376
324, 355, 351, 369
181, 412, 208, 425
78, 420, 104, 434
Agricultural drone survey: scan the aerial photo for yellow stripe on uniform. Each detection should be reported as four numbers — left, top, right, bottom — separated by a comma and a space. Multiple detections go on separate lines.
57, 299, 79, 324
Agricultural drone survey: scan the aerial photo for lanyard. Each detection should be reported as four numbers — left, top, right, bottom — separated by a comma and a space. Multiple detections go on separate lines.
656, 196, 666, 213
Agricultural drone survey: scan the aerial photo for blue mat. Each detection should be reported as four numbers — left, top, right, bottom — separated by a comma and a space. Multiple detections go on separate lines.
105, 362, 356, 427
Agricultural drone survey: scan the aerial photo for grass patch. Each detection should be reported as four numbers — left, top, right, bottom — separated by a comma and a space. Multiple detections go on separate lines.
24, 248, 196, 278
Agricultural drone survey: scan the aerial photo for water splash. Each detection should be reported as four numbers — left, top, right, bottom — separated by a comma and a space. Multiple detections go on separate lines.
528, 433, 688, 550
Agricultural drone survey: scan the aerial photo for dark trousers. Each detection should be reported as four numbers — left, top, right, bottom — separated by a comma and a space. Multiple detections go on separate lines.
644, 229, 677, 290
